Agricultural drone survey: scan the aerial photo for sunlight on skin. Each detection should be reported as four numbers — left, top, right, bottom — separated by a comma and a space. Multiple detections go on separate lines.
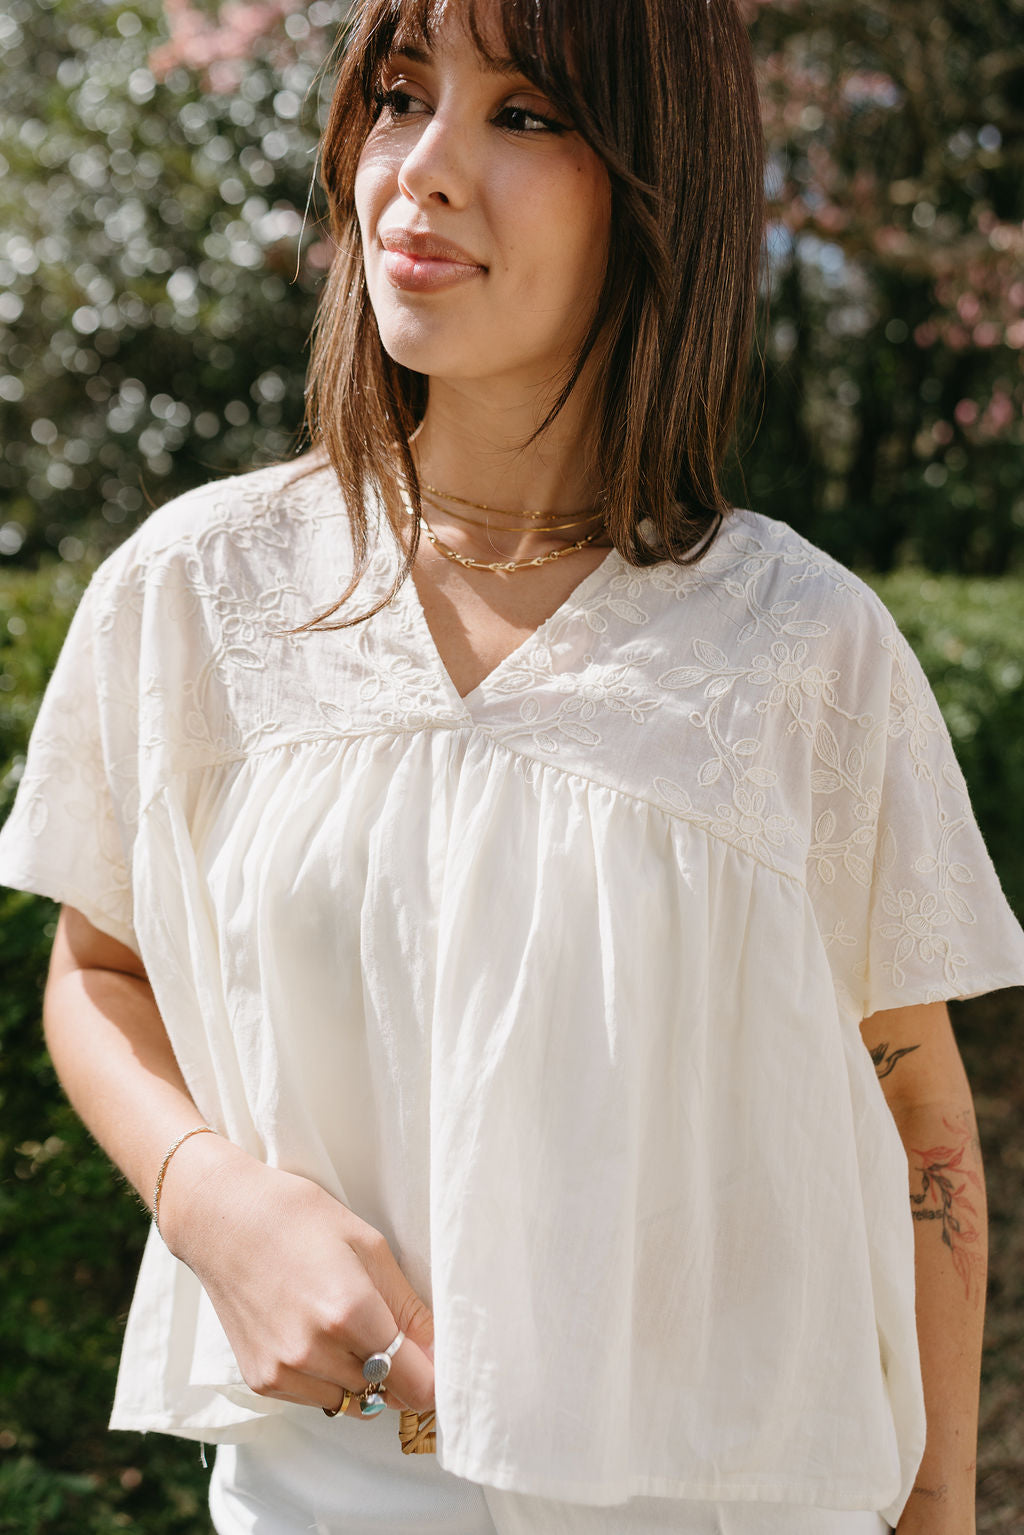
354, 0, 612, 522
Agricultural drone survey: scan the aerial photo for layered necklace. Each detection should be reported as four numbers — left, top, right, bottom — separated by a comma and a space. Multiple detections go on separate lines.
412, 479, 606, 574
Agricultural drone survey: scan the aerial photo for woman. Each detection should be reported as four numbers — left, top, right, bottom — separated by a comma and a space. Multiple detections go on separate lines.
2, 0, 1022, 1531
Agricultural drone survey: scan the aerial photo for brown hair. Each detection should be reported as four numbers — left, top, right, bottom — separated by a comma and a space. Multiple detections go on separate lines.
298, 0, 765, 628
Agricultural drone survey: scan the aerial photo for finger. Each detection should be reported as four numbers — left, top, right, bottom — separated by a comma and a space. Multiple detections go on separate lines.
313, 1306, 431, 1412
315, 1376, 412, 1419
254, 1375, 349, 1410
256, 1370, 377, 1419
353, 1243, 436, 1412
261, 1368, 419, 1421
273, 1328, 430, 1418
353, 1315, 435, 1414
363, 1247, 435, 1361
258, 1321, 420, 1416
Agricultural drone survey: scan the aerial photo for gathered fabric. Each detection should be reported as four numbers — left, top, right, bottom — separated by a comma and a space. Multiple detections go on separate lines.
2, 460, 1022, 1531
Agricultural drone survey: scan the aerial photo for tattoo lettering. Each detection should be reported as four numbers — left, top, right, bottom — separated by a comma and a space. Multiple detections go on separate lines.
910, 1483, 948, 1502
869, 1040, 920, 1080
909, 1111, 984, 1302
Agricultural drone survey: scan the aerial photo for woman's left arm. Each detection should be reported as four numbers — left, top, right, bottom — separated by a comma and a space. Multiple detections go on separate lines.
861, 1000, 986, 1535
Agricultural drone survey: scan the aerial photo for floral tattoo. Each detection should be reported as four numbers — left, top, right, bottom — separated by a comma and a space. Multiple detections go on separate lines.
909, 1111, 985, 1302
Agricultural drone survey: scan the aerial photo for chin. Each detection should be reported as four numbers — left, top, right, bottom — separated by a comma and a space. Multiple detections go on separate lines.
371, 296, 566, 388
376, 321, 493, 381
370, 297, 450, 370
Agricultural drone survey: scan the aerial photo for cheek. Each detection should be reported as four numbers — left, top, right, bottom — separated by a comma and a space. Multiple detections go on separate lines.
566, 168, 612, 313
511, 159, 610, 304
576, 152, 613, 251
354, 143, 395, 241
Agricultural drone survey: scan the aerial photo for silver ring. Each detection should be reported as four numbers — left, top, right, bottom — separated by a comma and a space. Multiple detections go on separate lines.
362, 1329, 406, 1385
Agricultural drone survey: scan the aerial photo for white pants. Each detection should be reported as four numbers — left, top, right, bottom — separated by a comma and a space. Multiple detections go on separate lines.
208, 1409, 893, 1535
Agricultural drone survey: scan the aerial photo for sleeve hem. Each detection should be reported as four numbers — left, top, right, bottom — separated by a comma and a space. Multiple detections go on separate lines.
0, 864, 139, 957
861, 970, 1024, 1020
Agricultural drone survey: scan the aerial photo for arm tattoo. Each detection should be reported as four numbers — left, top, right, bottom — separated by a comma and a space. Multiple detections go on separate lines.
910, 1483, 948, 1503
869, 1039, 920, 1080
909, 1111, 985, 1302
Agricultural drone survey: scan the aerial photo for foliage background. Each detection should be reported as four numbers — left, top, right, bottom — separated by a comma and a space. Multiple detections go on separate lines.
0, 0, 1022, 1529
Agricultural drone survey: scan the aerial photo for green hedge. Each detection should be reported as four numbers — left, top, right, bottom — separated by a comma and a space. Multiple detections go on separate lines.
0, 566, 210, 1531
1, 560, 1022, 1532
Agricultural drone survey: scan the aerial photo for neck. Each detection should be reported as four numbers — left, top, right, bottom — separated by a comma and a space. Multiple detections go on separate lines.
412, 370, 602, 521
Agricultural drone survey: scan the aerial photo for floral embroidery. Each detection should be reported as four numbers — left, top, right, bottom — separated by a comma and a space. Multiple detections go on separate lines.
748, 641, 842, 716
483, 646, 660, 755
822, 918, 858, 953
3, 468, 1007, 1014
652, 775, 796, 869
547, 566, 653, 640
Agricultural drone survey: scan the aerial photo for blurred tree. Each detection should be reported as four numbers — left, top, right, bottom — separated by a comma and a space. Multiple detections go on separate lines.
0, 0, 1021, 575
0, 0, 341, 569
740, 0, 1024, 573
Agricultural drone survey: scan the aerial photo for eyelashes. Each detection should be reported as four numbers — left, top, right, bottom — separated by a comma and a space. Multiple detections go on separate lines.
371, 86, 569, 137
494, 105, 569, 136
370, 86, 424, 121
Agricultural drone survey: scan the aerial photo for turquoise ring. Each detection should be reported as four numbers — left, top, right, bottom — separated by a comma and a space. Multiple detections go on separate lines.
359, 1387, 387, 1417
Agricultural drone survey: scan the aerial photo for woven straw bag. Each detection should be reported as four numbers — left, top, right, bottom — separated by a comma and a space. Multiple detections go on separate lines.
398, 1407, 437, 1453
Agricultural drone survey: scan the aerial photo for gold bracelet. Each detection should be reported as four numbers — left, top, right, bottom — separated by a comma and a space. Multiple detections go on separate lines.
152, 1126, 215, 1235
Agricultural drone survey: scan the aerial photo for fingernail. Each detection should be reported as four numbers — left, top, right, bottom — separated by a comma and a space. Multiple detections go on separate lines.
425, 1342, 435, 1362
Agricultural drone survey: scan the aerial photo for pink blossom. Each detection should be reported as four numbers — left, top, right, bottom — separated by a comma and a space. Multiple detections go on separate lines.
954, 399, 979, 426
874, 226, 909, 255
815, 205, 848, 233
150, 0, 308, 85
979, 390, 1014, 436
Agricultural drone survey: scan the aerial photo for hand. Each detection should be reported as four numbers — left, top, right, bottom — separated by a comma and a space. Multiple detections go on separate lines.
157, 1137, 436, 1420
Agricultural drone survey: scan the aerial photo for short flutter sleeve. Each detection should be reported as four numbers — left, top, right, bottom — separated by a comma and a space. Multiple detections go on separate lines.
0, 555, 142, 953
807, 596, 1024, 1020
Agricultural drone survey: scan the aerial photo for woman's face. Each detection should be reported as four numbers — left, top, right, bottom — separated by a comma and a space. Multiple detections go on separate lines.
354, 0, 611, 393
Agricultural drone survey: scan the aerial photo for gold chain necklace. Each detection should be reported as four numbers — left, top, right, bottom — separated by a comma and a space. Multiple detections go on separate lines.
418, 512, 603, 573
419, 479, 597, 524
420, 492, 599, 536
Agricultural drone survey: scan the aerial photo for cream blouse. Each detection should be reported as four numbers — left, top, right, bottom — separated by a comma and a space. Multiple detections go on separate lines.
2, 460, 1022, 1529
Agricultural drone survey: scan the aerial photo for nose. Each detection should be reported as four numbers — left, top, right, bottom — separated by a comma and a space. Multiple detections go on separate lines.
396, 113, 471, 210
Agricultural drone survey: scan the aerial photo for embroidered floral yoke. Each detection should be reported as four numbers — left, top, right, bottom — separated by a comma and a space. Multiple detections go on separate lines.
2, 462, 1023, 1528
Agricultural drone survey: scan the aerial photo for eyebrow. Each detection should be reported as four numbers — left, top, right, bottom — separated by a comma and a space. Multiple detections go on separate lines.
392, 43, 527, 80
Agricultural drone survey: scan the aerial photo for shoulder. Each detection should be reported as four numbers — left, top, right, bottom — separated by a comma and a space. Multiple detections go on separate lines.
92, 456, 345, 596
702, 508, 905, 664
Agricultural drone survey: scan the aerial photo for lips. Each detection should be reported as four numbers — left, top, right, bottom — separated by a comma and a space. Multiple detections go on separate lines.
379, 228, 486, 293
380, 229, 484, 266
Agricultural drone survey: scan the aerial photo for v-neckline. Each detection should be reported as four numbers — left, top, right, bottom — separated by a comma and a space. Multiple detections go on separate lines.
402, 546, 622, 711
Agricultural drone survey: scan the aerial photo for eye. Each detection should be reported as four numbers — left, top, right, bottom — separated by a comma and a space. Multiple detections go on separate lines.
494, 104, 569, 136
373, 86, 430, 122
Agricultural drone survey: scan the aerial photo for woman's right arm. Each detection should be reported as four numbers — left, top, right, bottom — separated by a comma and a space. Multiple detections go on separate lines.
43, 905, 437, 1419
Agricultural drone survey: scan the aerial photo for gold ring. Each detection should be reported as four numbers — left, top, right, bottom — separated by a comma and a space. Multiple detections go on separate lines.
323, 1387, 354, 1419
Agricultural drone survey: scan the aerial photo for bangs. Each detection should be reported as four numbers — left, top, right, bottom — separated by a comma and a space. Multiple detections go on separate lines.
348, 0, 597, 138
